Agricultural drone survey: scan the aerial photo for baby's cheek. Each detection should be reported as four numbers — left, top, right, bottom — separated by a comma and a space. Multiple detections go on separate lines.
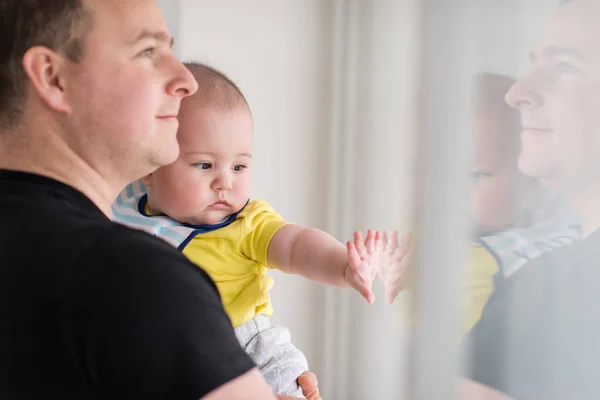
484, 187, 517, 226
472, 182, 515, 231
235, 177, 252, 198
164, 181, 200, 214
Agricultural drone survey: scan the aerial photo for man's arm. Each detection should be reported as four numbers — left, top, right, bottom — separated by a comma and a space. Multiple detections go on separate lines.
202, 369, 277, 400
459, 378, 514, 400
203, 369, 322, 400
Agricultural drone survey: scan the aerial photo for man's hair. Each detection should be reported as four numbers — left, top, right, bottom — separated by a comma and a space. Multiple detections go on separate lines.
183, 61, 250, 112
0, 0, 94, 130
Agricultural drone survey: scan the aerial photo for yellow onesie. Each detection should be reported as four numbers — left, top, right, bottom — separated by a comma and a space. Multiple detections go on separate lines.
402, 241, 500, 335
147, 199, 290, 328
463, 241, 500, 332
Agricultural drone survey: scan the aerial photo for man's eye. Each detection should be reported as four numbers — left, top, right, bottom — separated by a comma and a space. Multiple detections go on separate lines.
470, 171, 491, 180
140, 47, 156, 57
233, 165, 247, 172
555, 62, 581, 75
196, 162, 212, 170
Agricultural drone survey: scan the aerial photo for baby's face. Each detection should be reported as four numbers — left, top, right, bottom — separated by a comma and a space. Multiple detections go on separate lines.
469, 117, 530, 235
146, 100, 253, 225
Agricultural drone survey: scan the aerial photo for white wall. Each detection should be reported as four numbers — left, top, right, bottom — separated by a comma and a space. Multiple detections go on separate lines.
472, 0, 559, 78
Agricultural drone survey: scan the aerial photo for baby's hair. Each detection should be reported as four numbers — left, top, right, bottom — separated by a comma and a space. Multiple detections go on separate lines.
184, 61, 250, 112
474, 72, 521, 156
475, 73, 517, 118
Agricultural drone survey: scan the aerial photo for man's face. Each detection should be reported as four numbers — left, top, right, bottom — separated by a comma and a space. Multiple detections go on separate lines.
63, 0, 198, 184
505, 0, 600, 195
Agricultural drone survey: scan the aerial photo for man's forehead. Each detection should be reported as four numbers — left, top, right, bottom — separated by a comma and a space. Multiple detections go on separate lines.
84, 0, 171, 40
534, 0, 600, 60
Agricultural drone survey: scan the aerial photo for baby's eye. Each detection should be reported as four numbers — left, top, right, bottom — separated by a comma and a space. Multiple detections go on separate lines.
233, 164, 247, 172
195, 162, 212, 170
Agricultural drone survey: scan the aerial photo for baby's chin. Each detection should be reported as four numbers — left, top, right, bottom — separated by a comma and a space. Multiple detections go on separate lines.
182, 202, 247, 226
472, 220, 512, 237
190, 214, 228, 226
190, 209, 236, 226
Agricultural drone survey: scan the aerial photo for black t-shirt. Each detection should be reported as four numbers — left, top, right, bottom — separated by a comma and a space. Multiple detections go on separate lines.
0, 170, 255, 399
462, 228, 600, 400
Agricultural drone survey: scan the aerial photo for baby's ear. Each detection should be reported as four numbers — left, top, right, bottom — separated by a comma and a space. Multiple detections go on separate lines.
140, 174, 153, 187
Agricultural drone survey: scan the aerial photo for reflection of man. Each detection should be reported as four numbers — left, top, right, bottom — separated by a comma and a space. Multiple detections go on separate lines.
461, 0, 600, 398
0, 1, 319, 399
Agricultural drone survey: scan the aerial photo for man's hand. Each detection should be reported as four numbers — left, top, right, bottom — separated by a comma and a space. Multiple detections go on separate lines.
277, 371, 322, 400
377, 231, 412, 304
345, 229, 385, 303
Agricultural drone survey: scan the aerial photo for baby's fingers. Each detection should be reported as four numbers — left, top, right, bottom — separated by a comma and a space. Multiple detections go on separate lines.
352, 231, 368, 260
364, 229, 376, 253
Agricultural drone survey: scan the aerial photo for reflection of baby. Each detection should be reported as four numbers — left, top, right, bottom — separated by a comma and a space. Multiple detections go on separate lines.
466, 74, 580, 329
469, 74, 538, 238
385, 73, 580, 333
112, 62, 396, 397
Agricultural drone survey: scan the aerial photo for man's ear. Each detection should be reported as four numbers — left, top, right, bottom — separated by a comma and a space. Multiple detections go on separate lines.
21, 46, 71, 114
140, 174, 153, 187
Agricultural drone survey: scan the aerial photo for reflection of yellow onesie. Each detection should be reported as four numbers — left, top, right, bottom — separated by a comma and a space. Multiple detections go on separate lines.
463, 241, 500, 332
147, 199, 290, 328
402, 241, 500, 335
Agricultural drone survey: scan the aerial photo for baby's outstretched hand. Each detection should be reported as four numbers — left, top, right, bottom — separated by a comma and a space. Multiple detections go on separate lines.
378, 231, 412, 304
345, 229, 382, 304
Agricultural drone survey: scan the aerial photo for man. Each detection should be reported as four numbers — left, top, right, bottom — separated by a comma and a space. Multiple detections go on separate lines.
0, 1, 319, 399
461, 0, 600, 398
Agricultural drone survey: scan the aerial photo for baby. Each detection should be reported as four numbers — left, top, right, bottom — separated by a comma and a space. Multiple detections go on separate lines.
385, 73, 580, 333
113, 62, 398, 397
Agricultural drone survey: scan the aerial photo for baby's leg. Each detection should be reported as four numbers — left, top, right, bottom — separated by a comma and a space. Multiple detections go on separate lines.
234, 315, 309, 398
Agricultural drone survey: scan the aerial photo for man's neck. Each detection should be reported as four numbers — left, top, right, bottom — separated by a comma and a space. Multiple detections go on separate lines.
567, 184, 600, 238
0, 122, 120, 218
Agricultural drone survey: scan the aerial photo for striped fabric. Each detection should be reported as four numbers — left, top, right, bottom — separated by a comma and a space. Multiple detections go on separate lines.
479, 188, 581, 281
111, 180, 195, 248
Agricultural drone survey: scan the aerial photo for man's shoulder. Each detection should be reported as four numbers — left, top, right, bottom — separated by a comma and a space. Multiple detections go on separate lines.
77, 222, 220, 294
464, 232, 600, 398
474, 231, 600, 338
92, 221, 180, 255
62, 226, 256, 400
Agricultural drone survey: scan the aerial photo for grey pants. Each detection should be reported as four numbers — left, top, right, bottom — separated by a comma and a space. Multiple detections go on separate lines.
234, 315, 309, 397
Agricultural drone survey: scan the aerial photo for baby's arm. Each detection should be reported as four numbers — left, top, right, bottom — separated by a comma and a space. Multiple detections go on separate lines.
378, 232, 412, 303
267, 225, 379, 303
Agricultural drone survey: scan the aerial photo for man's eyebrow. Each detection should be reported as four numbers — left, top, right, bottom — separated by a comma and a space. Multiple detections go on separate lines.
130, 30, 174, 48
530, 46, 584, 63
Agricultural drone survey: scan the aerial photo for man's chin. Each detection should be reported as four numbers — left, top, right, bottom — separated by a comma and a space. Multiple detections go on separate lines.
153, 144, 180, 168
518, 156, 557, 181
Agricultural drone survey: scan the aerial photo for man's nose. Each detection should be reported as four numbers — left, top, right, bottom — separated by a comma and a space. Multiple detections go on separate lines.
166, 56, 199, 99
505, 76, 543, 110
